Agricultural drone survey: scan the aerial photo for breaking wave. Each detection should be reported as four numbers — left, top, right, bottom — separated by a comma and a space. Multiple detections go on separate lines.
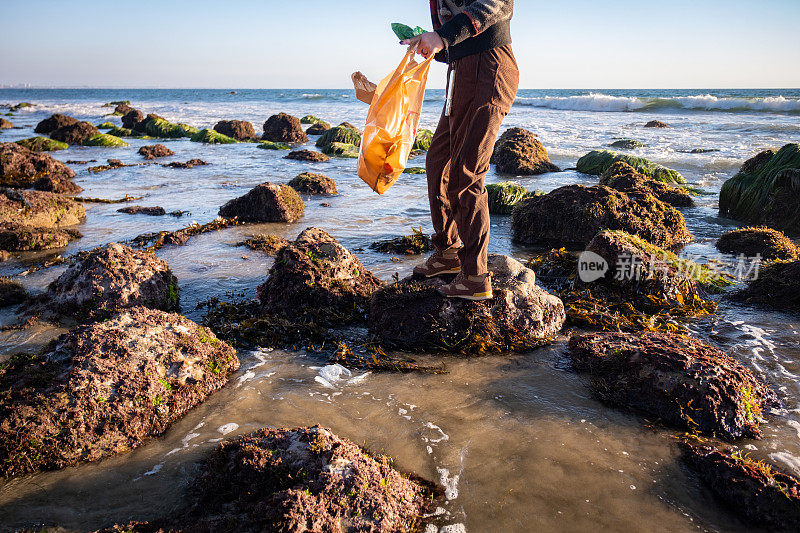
513, 93, 800, 114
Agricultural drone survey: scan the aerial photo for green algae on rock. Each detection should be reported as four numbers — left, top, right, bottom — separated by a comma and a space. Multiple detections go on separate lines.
370, 254, 565, 354
576, 149, 686, 184
190, 128, 238, 144
600, 161, 694, 207
403, 166, 426, 174
14, 136, 69, 152
287, 172, 338, 195
300, 114, 326, 125
511, 184, 693, 248
316, 125, 361, 151
0, 306, 239, 479
257, 140, 291, 150
608, 139, 645, 149
718, 144, 800, 236
96, 121, 116, 129
567, 331, 780, 439
146, 117, 198, 138
321, 141, 359, 158
716, 226, 799, 261
413, 128, 434, 151
83, 133, 130, 147
106, 126, 143, 138
486, 181, 531, 214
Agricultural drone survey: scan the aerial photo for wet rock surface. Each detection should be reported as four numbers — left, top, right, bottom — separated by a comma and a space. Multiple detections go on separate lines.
239, 234, 289, 256
306, 122, 330, 135
0, 277, 27, 307
50, 121, 100, 145
213, 119, 257, 141
287, 172, 338, 195
0, 142, 76, 188
680, 440, 800, 531
258, 228, 382, 322
262, 113, 308, 144
0, 188, 85, 228
716, 226, 799, 261
0, 118, 13, 129
370, 254, 566, 353
121, 109, 145, 131
219, 182, 304, 223
719, 143, 800, 236
285, 149, 330, 163
511, 184, 693, 248
45, 242, 180, 321
0, 306, 239, 479
99, 426, 439, 532
600, 161, 694, 207
733, 260, 800, 312
0, 221, 82, 252
645, 120, 669, 128
491, 127, 560, 175
567, 332, 780, 439
34, 113, 78, 134
138, 144, 175, 160
163, 158, 208, 169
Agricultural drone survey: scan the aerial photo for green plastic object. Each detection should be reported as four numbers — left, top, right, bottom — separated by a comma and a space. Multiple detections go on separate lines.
392, 23, 425, 41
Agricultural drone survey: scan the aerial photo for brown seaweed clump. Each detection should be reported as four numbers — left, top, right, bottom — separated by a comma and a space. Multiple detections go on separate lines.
287, 172, 338, 195
600, 161, 694, 207
680, 440, 800, 531
219, 182, 305, 223
716, 226, 799, 261
97, 426, 441, 532
0, 142, 76, 189
370, 254, 565, 354
567, 332, 780, 439
511, 184, 693, 249
491, 127, 560, 175
238, 234, 290, 256
0, 307, 239, 479
370, 227, 432, 255
258, 228, 382, 323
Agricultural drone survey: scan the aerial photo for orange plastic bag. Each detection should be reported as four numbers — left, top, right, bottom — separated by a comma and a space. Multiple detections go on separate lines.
357, 47, 433, 194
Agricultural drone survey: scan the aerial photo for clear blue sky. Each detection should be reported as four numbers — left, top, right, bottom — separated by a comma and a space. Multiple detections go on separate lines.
1, 0, 798, 89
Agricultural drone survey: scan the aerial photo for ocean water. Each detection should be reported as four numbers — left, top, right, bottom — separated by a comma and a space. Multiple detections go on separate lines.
0, 88, 798, 532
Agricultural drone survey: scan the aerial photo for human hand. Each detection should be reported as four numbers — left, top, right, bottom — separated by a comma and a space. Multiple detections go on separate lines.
400, 32, 444, 59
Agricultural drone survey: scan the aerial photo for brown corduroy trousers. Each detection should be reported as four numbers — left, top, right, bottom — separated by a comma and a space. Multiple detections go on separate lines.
426, 45, 519, 276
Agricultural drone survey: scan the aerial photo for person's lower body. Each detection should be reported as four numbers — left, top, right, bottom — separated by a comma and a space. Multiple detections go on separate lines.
413, 45, 519, 299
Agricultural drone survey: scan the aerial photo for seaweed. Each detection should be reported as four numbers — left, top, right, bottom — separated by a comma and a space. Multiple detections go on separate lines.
321, 142, 359, 158
128, 217, 245, 252
83, 134, 129, 147
146, 118, 198, 138
190, 128, 238, 144
370, 227, 432, 255
300, 115, 326, 125
316, 126, 361, 150
486, 182, 533, 214
106, 126, 142, 138
412, 129, 433, 152
576, 149, 686, 184
258, 141, 291, 150
14, 137, 68, 152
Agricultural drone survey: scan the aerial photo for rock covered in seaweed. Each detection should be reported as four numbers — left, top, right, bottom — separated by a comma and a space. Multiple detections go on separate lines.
413, 128, 434, 152
486, 181, 531, 214
46, 242, 180, 321
0, 222, 82, 252
567, 332, 780, 439
306, 122, 331, 135
0, 306, 239, 479
576, 149, 685, 184
491, 127, 560, 175
733, 260, 800, 312
680, 440, 800, 530
190, 128, 237, 144
285, 149, 330, 163
0, 142, 76, 188
103, 426, 439, 532
214, 119, 257, 141
511, 184, 693, 248
14, 136, 68, 152
322, 142, 359, 158
0, 118, 13, 129
257, 227, 382, 322
83, 133, 129, 147
716, 226, 799, 261
0, 188, 85, 228
600, 161, 694, 207
718, 144, 800, 236
316, 125, 361, 151
117, 205, 167, 216
370, 254, 565, 353
138, 144, 175, 160
34, 114, 78, 134
219, 182, 304, 223
50, 121, 100, 145
644, 120, 669, 128
239, 234, 289, 256
262, 113, 308, 144
287, 172, 338, 195
121, 109, 145, 130
608, 139, 645, 149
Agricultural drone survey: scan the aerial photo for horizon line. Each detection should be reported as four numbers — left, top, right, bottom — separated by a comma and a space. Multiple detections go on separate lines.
1, 86, 799, 91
